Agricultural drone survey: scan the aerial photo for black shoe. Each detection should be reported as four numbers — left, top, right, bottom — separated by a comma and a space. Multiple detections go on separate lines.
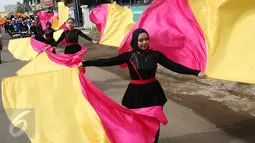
0, 60, 2, 64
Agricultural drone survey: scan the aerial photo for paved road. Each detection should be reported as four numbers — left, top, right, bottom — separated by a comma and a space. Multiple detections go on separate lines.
0, 34, 251, 143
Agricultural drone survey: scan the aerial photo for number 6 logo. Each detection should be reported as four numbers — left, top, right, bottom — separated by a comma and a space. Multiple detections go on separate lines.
9, 110, 31, 137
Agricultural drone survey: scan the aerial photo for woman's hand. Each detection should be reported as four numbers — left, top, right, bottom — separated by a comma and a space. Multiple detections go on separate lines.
198, 72, 208, 78
92, 40, 99, 44
78, 62, 84, 68
44, 45, 51, 51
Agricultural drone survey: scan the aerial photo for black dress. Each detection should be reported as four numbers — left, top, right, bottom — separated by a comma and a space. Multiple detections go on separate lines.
20, 24, 29, 32
51, 29, 93, 54
31, 24, 45, 42
83, 49, 200, 143
83, 49, 200, 109
43, 28, 56, 45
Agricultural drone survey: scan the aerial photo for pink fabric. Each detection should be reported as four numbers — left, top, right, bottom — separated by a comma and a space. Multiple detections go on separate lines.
45, 48, 168, 143
79, 73, 166, 143
45, 46, 87, 68
30, 37, 48, 53
89, 4, 108, 40
36, 11, 54, 30
58, 23, 69, 30
118, 0, 207, 72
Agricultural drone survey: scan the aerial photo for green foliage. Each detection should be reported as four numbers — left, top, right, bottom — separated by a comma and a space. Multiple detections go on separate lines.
16, 2, 31, 13
23, 0, 33, 5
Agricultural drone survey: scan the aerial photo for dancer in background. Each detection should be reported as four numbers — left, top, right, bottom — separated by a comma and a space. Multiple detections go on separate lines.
43, 22, 56, 45
31, 20, 45, 42
79, 28, 207, 142
45, 18, 98, 54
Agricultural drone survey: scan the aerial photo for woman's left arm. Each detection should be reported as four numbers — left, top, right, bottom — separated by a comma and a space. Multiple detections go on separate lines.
157, 51, 200, 76
77, 30, 93, 42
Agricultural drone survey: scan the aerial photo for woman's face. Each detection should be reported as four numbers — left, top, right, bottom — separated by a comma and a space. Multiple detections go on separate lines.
138, 32, 149, 50
46, 23, 51, 28
67, 19, 74, 29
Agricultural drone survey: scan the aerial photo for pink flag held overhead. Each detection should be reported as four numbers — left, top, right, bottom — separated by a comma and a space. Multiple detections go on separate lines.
118, 0, 207, 71
36, 11, 54, 30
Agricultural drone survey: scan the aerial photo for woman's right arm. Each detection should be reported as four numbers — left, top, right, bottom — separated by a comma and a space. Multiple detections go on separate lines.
50, 31, 66, 47
82, 52, 130, 67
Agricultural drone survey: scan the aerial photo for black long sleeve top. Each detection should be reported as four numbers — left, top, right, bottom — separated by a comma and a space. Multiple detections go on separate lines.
82, 50, 200, 80
51, 29, 93, 47
43, 28, 55, 39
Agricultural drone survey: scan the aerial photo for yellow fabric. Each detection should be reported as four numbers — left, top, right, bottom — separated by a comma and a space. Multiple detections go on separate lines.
189, 0, 255, 83
8, 38, 39, 61
7, 30, 63, 62
57, 2, 69, 29
52, 16, 59, 30
16, 52, 67, 76
54, 29, 64, 41
2, 68, 111, 143
100, 2, 134, 47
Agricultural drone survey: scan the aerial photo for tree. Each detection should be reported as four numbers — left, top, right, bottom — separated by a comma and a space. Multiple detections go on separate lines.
23, 0, 33, 5
16, 2, 32, 13
36, 0, 41, 4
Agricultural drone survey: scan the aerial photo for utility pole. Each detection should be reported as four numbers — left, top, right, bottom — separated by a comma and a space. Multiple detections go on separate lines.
74, 0, 80, 26
53, 0, 57, 10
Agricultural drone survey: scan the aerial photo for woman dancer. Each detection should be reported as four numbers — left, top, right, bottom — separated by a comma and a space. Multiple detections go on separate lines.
45, 18, 98, 54
32, 20, 45, 42
43, 22, 56, 45
79, 28, 207, 142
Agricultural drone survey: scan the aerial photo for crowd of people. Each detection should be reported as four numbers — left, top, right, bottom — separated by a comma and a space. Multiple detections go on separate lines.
1, 15, 99, 56
2, 16, 44, 39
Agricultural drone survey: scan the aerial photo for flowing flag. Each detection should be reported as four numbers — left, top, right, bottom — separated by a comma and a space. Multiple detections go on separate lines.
118, 0, 207, 71
2, 46, 168, 143
36, 11, 55, 30
189, 0, 255, 83
90, 2, 134, 47
91, 0, 255, 83
89, 4, 108, 41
